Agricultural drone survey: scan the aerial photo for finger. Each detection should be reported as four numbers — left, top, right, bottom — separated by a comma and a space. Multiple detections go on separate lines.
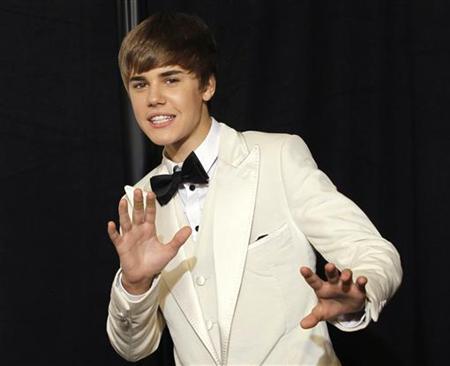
340, 269, 353, 292
300, 266, 323, 292
118, 199, 132, 232
144, 191, 156, 226
355, 276, 368, 293
132, 189, 145, 224
300, 311, 321, 329
325, 263, 339, 284
107, 221, 121, 246
166, 226, 192, 254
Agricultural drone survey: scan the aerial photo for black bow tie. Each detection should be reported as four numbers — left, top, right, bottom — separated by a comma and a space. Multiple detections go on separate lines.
150, 152, 209, 206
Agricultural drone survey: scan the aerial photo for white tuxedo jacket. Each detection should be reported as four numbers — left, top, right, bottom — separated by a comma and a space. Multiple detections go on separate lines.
107, 123, 402, 365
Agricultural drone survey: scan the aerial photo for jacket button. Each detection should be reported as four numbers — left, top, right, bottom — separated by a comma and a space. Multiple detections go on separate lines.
206, 320, 213, 330
196, 276, 206, 286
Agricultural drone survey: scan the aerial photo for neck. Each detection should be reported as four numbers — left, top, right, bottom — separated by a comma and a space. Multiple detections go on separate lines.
165, 108, 212, 163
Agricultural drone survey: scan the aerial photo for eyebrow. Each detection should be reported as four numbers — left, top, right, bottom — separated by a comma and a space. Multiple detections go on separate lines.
129, 69, 185, 83
159, 69, 185, 77
129, 75, 146, 82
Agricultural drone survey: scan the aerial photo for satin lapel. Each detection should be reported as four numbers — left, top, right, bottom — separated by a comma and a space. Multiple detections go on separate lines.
127, 165, 219, 363
157, 188, 219, 363
211, 124, 260, 357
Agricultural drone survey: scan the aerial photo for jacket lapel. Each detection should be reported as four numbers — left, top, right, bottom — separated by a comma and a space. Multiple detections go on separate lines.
126, 165, 220, 364
158, 198, 220, 363
209, 124, 260, 359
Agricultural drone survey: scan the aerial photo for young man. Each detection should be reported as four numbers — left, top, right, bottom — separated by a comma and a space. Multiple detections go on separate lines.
107, 12, 402, 365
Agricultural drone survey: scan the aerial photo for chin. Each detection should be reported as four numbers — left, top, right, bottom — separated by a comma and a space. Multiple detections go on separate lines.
147, 136, 171, 146
146, 133, 178, 148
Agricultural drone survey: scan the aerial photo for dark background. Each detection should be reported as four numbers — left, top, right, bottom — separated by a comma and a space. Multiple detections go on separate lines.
0, 0, 448, 365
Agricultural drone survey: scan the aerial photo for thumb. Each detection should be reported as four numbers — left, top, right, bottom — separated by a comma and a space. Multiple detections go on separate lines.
300, 304, 324, 329
166, 226, 192, 254
300, 312, 321, 329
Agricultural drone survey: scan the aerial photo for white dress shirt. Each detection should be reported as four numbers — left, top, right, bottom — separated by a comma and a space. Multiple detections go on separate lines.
160, 119, 220, 241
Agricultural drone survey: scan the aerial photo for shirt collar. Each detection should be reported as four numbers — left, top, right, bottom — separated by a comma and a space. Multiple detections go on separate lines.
162, 117, 221, 174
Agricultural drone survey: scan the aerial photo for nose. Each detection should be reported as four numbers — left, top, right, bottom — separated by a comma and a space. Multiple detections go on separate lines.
146, 85, 166, 106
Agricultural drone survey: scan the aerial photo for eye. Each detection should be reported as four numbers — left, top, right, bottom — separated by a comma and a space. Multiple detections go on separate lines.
130, 81, 147, 90
165, 77, 179, 85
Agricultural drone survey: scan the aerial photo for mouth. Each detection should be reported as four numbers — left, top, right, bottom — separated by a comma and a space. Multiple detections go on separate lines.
147, 114, 176, 127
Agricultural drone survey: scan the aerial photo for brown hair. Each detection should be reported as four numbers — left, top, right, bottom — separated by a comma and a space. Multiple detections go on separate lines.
118, 12, 217, 89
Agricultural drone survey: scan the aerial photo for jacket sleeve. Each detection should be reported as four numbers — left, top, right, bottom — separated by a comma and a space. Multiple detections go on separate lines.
280, 134, 402, 331
107, 269, 165, 361
106, 185, 165, 360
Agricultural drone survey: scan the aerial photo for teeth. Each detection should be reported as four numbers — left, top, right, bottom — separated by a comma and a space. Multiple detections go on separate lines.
150, 115, 174, 124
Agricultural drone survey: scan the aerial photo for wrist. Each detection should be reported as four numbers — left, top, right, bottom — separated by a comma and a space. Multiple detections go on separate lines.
121, 276, 154, 295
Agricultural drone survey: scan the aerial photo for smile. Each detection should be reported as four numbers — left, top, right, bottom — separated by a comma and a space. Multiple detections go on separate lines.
148, 114, 176, 127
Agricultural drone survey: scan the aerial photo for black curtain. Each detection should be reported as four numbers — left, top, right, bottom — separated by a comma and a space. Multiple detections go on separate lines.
0, 1, 448, 365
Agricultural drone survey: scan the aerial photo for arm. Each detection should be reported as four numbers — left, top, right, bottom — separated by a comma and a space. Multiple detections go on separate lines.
107, 270, 165, 361
106, 189, 191, 360
280, 135, 402, 330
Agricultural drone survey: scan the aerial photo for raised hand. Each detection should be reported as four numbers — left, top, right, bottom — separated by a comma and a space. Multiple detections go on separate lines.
107, 188, 191, 294
299, 263, 367, 329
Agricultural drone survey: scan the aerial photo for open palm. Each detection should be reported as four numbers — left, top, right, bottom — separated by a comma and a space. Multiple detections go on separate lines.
107, 188, 191, 294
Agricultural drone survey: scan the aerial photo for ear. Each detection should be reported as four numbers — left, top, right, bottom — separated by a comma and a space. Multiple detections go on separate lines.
202, 75, 216, 102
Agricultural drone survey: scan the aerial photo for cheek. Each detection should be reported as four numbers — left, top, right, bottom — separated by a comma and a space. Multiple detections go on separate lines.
130, 99, 147, 119
170, 90, 204, 114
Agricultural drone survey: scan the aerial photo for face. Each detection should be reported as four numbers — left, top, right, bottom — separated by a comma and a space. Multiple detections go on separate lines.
127, 65, 215, 162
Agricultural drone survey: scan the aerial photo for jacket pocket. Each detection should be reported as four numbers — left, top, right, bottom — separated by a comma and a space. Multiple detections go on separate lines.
248, 223, 289, 251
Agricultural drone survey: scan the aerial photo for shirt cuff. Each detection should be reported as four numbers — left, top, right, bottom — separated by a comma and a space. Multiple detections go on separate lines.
117, 271, 160, 303
334, 310, 367, 329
